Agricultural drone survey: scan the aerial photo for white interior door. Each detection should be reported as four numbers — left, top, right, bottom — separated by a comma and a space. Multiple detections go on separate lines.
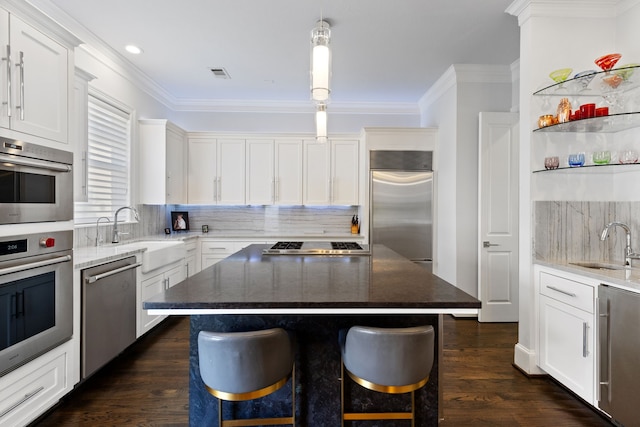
478, 112, 519, 322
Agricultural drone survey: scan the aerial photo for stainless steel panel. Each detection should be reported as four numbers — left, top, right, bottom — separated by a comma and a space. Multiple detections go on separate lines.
370, 150, 432, 171
371, 170, 432, 261
598, 284, 640, 425
82, 256, 138, 379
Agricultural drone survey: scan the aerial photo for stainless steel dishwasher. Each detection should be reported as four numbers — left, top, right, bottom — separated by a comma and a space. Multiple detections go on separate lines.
598, 283, 640, 426
81, 256, 141, 379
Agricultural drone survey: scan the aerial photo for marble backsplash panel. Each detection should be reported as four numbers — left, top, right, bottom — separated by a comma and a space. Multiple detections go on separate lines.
75, 205, 359, 249
534, 201, 640, 265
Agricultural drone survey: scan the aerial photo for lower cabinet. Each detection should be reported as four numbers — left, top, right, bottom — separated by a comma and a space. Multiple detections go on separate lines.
0, 341, 73, 427
185, 239, 199, 277
200, 240, 270, 270
138, 262, 185, 337
537, 267, 596, 404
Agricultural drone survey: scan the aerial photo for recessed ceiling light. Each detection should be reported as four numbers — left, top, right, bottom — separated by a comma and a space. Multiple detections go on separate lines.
125, 44, 143, 55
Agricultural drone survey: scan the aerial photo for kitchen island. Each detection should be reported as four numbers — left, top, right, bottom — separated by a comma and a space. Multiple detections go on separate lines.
144, 244, 480, 426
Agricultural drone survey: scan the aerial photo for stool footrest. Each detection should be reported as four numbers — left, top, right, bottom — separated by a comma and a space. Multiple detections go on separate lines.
222, 416, 295, 426
344, 412, 413, 421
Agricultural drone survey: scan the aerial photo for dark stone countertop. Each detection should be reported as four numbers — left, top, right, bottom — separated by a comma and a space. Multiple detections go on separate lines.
144, 244, 480, 314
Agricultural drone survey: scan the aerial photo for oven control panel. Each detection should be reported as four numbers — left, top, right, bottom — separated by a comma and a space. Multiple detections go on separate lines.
0, 230, 72, 263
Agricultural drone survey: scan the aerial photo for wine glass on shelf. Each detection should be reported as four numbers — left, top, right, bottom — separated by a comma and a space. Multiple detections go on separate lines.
573, 70, 597, 92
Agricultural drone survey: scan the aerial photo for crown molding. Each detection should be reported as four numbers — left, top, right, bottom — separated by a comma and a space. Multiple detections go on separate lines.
3, 0, 81, 48
507, 0, 619, 24
419, 64, 513, 110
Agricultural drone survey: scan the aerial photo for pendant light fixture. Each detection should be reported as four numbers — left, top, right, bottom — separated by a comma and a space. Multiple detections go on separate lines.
316, 102, 328, 143
310, 20, 331, 102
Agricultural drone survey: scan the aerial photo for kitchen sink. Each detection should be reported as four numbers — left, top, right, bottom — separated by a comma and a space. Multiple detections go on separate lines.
116, 240, 186, 273
569, 261, 628, 271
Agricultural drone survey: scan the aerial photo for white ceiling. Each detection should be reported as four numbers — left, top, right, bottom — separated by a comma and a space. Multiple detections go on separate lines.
36, 0, 519, 109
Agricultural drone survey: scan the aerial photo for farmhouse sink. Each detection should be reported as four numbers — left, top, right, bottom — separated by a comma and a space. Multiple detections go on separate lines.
569, 261, 628, 271
116, 240, 186, 273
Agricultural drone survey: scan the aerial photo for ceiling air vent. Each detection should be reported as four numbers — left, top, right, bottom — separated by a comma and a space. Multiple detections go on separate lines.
210, 68, 231, 79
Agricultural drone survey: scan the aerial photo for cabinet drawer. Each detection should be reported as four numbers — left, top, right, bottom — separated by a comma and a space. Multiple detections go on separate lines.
0, 351, 68, 426
540, 271, 594, 313
200, 241, 238, 255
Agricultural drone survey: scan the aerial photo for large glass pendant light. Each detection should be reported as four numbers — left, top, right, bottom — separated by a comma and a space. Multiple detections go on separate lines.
311, 20, 331, 102
316, 102, 328, 142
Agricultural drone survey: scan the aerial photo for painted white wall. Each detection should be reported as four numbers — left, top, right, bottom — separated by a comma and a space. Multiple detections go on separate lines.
418, 65, 512, 297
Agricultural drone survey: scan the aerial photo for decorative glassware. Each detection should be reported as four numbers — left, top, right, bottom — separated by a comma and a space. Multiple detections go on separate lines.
595, 53, 622, 72
613, 63, 638, 81
544, 156, 559, 170
573, 70, 597, 91
592, 151, 611, 165
619, 150, 639, 164
549, 68, 573, 83
568, 153, 585, 167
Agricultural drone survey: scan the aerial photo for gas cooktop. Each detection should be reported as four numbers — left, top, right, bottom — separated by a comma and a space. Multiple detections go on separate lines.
262, 241, 370, 255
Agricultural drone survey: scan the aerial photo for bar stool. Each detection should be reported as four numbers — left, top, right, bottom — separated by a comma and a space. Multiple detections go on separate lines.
198, 328, 295, 427
339, 325, 435, 426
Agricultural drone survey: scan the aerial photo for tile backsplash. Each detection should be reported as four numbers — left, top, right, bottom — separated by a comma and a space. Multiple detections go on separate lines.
75, 205, 359, 249
534, 201, 640, 264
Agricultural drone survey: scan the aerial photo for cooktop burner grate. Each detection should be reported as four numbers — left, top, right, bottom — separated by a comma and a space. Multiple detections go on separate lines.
270, 242, 303, 250
331, 242, 363, 250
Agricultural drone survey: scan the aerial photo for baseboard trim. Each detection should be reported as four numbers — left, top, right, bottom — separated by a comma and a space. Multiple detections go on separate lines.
513, 343, 546, 376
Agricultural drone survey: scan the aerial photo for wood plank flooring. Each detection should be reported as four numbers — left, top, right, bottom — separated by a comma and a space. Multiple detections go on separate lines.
32, 315, 612, 426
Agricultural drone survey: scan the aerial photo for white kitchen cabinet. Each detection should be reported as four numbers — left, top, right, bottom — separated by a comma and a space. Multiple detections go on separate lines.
187, 136, 245, 204
138, 262, 185, 337
184, 239, 199, 277
0, 340, 73, 426
200, 240, 239, 270
0, 8, 73, 144
140, 119, 187, 204
246, 139, 303, 205
304, 139, 359, 205
537, 267, 596, 404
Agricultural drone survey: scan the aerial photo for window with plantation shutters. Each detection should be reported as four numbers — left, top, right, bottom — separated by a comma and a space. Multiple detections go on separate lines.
74, 90, 133, 224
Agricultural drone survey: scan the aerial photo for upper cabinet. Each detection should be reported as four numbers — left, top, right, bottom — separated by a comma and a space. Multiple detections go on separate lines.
304, 139, 359, 205
140, 120, 187, 204
0, 8, 76, 145
246, 139, 303, 205
187, 136, 245, 205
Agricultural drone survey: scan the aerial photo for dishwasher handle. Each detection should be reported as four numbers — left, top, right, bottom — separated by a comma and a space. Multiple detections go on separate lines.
86, 262, 141, 284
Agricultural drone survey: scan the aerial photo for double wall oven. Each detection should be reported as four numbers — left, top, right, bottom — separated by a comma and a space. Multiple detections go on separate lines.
0, 138, 74, 377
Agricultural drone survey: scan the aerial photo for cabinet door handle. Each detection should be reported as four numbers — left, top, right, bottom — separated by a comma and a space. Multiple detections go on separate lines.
582, 322, 588, 358
483, 241, 499, 248
546, 285, 576, 297
16, 51, 24, 120
2, 45, 11, 117
0, 386, 44, 418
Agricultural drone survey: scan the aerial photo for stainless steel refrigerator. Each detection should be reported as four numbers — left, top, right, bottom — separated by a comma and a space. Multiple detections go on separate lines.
370, 151, 433, 270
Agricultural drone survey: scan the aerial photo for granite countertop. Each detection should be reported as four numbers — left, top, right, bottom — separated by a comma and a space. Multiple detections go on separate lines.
535, 259, 640, 294
144, 244, 480, 315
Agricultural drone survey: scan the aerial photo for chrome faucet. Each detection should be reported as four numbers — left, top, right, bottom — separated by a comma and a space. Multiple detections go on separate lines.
95, 216, 111, 246
601, 221, 640, 266
112, 206, 139, 243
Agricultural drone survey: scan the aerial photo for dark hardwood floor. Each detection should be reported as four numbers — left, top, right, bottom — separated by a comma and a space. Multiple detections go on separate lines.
33, 315, 612, 426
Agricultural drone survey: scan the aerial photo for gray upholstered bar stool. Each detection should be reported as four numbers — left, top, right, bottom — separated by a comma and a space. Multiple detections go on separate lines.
339, 325, 435, 426
198, 328, 295, 427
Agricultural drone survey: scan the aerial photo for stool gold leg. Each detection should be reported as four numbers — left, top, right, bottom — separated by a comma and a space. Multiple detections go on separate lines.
340, 358, 345, 427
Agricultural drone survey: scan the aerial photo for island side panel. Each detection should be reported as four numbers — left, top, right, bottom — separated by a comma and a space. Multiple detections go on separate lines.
189, 314, 440, 426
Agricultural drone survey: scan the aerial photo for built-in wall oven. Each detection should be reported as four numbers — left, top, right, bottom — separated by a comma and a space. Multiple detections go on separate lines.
0, 137, 73, 224
0, 230, 73, 376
